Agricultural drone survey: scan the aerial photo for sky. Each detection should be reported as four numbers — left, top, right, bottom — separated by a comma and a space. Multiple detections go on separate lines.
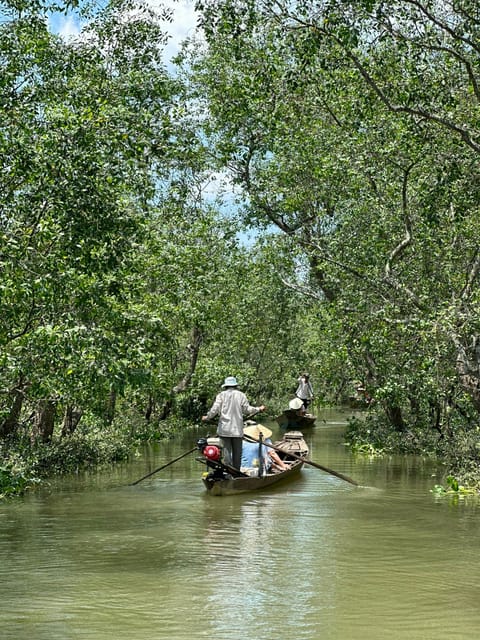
50, 0, 200, 63
160, 0, 199, 61
48, 0, 257, 244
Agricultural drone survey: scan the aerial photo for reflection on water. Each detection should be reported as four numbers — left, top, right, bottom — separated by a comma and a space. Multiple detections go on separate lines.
1, 407, 480, 639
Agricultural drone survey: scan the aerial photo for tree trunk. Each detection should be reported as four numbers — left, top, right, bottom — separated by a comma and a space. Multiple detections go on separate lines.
105, 390, 116, 425
61, 405, 83, 436
32, 399, 56, 443
145, 394, 154, 422
453, 336, 480, 413
160, 325, 204, 419
428, 399, 443, 438
159, 398, 172, 421
172, 325, 203, 394
384, 403, 405, 432
0, 381, 27, 438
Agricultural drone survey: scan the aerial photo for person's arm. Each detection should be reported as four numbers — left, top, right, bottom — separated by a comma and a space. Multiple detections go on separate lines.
241, 393, 266, 417
268, 449, 288, 469
264, 438, 287, 469
201, 393, 223, 421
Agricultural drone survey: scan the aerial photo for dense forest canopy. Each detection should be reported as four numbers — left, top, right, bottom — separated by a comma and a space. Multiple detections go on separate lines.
1, 0, 480, 494
184, 0, 480, 448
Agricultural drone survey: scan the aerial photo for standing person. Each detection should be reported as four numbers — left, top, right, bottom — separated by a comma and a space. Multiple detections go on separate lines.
201, 376, 266, 470
296, 372, 314, 411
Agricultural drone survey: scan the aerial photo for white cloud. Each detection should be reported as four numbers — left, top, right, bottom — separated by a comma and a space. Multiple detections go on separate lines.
160, 0, 198, 40
148, 0, 200, 61
133, 1, 201, 65
50, 1, 199, 62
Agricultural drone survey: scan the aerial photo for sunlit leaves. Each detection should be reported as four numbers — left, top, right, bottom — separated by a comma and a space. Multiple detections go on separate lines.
0, 0, 185, 426
189, 0, 480, 433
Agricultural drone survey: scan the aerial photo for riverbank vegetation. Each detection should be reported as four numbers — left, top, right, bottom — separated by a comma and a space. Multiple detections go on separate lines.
1, 0, 480, 497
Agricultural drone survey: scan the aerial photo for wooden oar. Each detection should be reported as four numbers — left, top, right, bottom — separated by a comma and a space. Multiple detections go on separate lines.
244, 436, 359, 486
129, 447, 197, 486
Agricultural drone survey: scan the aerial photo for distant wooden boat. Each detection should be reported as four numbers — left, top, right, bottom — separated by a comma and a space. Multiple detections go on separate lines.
196, 431, 309, 496
348, 394, 374, 409
276, 409, 316, 429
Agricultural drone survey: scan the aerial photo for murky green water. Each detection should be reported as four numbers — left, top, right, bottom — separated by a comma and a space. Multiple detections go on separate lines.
1, 407, 479, 640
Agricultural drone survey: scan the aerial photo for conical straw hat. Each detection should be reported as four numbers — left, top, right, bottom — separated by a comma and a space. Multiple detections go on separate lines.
243, 423, 272, 440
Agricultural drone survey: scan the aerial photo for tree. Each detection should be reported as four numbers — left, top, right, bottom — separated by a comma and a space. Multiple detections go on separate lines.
186, 0, 480, 439
0, 0, 181, 438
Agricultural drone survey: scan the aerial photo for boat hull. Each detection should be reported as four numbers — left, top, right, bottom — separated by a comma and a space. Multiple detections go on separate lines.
276, 410, 316, 429
199, 430, 308, 496
203, 459, 304, 496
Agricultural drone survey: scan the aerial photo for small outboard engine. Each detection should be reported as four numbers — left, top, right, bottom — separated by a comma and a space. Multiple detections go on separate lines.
196, 436, 230, 480
197, 436, 223, 463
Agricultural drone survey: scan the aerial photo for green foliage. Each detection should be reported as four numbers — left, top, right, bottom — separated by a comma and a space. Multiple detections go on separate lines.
3, 0, 480, 490
0, 1, 210, 429
130, 416, 190, 442
345, 414, 437, 456
348, 441, 385, 458
431, 475, 478, 497
0, 451, 38, 499
31, 427, 132, 475
0, 421, 131, 499
188, 0, 480, 458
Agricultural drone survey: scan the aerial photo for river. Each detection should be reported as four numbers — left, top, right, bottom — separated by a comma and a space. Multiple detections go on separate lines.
1, 407, 479, 640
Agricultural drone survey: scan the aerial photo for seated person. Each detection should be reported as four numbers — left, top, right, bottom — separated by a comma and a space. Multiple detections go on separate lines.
242, 424, 288, 474
288, 397, 306, 415
279, 397, 306, 429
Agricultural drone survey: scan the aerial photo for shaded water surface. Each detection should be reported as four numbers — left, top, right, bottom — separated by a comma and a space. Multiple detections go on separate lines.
1, 407, 479, 639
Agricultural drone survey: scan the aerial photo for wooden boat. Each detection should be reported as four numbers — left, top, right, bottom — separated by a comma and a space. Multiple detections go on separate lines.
348, 394, 374, 409
276, 409, 316, 429
196, 430, 309, 496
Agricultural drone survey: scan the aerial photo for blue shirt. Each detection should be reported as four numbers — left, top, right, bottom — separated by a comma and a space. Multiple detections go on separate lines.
241, 438, 272, 471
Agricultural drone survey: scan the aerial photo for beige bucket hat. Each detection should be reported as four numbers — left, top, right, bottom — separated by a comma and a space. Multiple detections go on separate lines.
289, 397, 304, 410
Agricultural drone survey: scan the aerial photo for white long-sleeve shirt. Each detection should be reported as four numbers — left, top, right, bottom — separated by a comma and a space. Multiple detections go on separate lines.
205, 388, 261, 437
296, 377, 314, 400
